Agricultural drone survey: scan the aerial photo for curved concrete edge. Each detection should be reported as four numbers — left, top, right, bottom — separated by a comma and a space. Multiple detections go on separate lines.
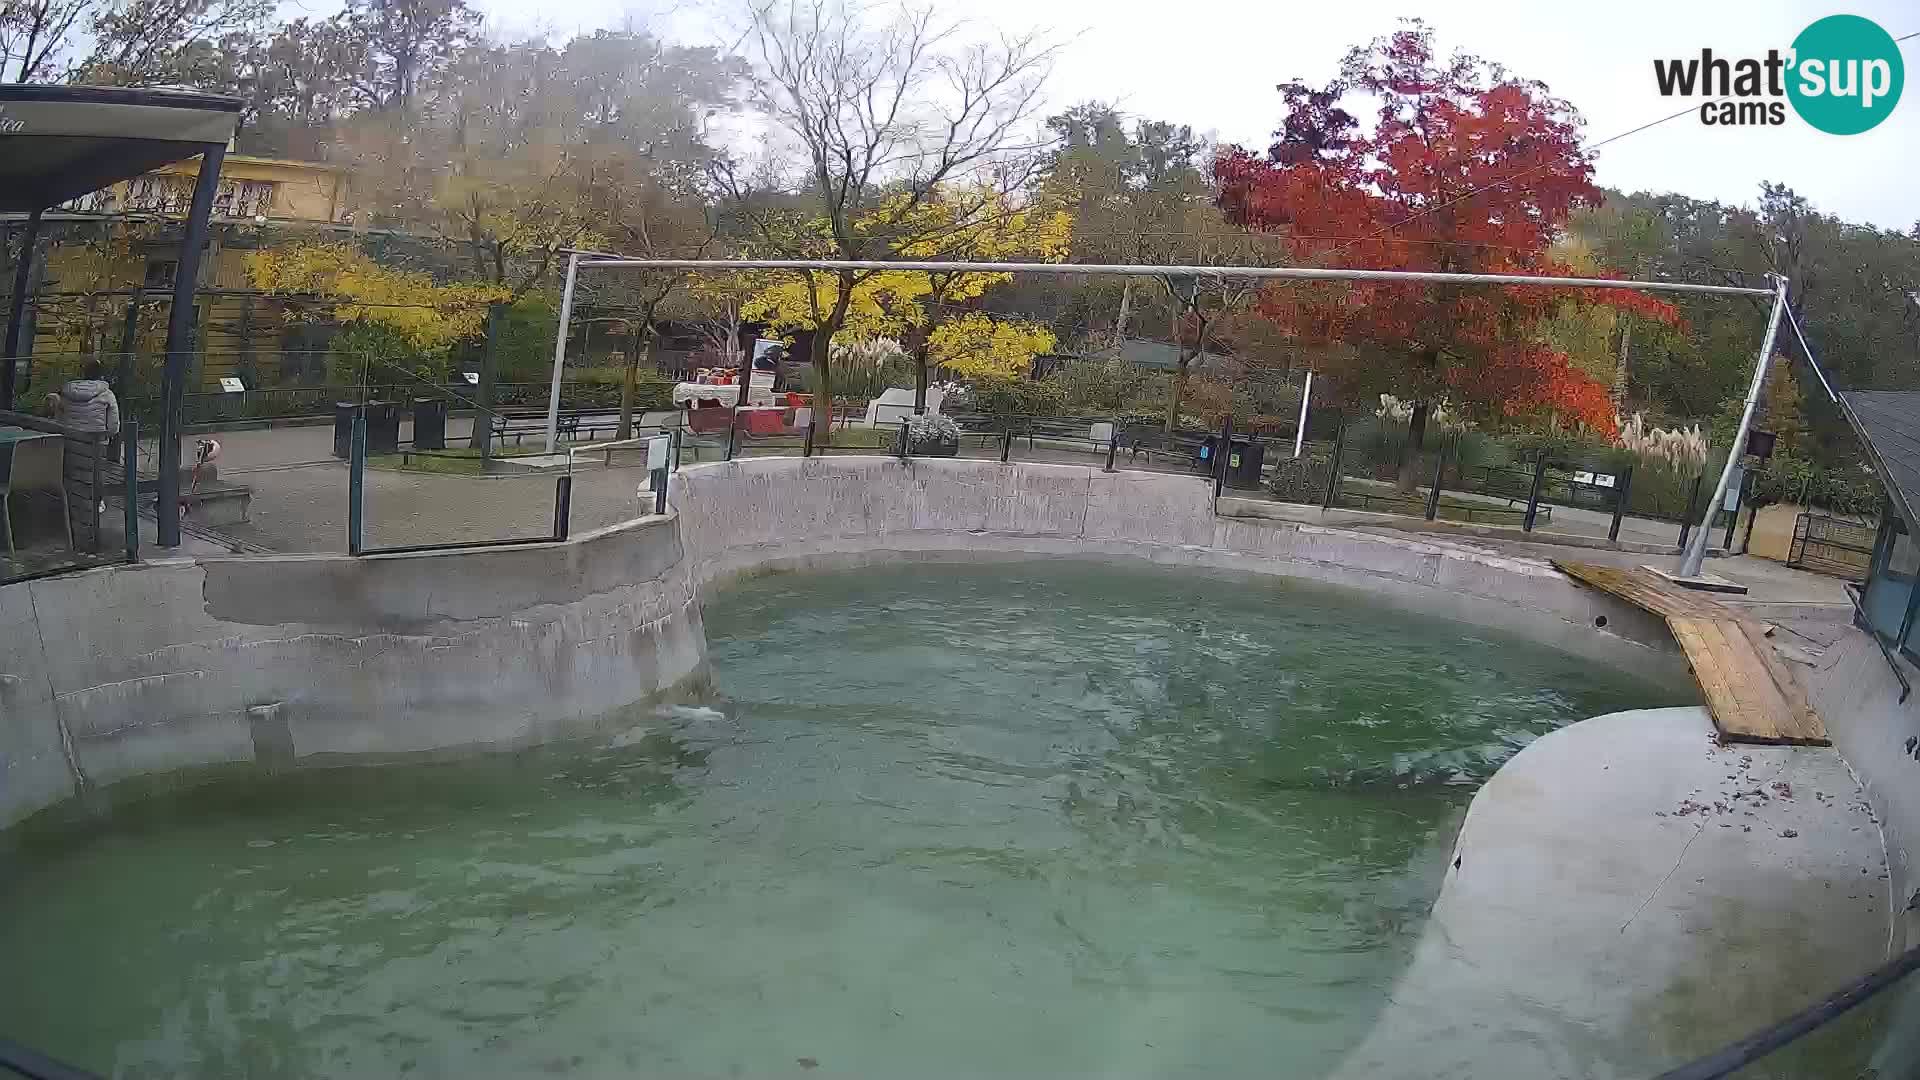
673, 456, 1688, 680
1332, 707, 1892, 1080
2, 455, 1689, 831
1798, 630, 1920, 952
0, 513, 708, 828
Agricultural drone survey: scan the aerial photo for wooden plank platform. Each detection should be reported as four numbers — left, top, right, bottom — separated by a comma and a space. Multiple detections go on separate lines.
1553, 561, 1829, 746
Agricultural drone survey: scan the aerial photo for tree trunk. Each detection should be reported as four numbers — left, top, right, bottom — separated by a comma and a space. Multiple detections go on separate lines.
1396, 400, 1431, 493
1164, 356, 1191, 435
1113, 279, 1133, 351
808, 271, 857, 446
809, 324, 834, 444
1613, 317, 1633, 411
617, 323, 645, 442
907, 322, 932, 415
471, 303, 502, 454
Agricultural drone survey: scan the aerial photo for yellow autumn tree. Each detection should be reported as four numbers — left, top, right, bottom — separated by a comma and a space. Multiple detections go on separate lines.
742, 187, 1073, 407
248, 244, 510, 382
928, 314, 1057, 380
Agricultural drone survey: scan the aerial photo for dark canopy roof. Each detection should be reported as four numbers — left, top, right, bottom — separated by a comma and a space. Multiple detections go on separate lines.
1840, 390, 1920, 530
0, 85, 241, 212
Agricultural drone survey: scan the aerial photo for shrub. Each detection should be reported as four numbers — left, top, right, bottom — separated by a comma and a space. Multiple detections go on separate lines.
822, 338, 914, 402
906, 413, 961, 448
1049, 359, 1166, 415
969, 376, 1067, 418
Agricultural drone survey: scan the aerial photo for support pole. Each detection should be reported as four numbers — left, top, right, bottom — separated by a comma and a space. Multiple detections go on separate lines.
1679, 474, 1703, 551
1293, 371, 1313, 459
552, 475, 572, 541
1609, 466, 1634, 544
1105, 417, 1119, 472
1424, 440, 1448, 521
123, 419, 140, 564
1523, 454, 1549, 532
474, 302, 501, 459
1212, 415, 1233, 502
1322, 415, 1347, 510
2, 207, 44, 411
544, 252, 581, 454
1678, 275, 1788, 578
157, 143, 226, 548
347, 411, 365, 556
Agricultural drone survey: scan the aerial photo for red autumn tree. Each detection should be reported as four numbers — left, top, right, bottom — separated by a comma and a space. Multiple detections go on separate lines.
1215, 20, 1677, 468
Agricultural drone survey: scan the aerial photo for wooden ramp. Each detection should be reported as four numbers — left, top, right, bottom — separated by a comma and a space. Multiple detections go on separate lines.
1553, 561, 1829, 746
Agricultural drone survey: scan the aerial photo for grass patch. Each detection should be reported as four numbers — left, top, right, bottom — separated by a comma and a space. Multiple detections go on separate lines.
822, 427, 898, 449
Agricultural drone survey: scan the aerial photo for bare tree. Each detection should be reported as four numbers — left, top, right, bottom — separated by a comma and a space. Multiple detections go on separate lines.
0, 0, 87, 81
726, 0, 1056, 443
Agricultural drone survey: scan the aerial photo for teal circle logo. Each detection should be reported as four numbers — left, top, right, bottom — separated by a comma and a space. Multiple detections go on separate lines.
1787, 15, 1903, 134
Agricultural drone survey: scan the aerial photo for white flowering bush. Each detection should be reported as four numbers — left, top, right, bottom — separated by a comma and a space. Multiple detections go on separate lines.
1374, 394, 1473, 432
1614, 412, 1708, 472
906, 412, 961, 448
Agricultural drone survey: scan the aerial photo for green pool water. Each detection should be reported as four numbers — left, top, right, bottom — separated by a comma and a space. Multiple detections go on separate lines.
0, 561, 1685, 1078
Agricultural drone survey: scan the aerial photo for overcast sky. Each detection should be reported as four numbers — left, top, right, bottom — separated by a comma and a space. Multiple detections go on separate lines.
481, 0, 1919, 231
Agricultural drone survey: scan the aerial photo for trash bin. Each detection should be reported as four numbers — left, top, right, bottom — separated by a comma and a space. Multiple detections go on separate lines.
412, 397, 448, 450
364, 400, 401, 455
1198, 435, 1266, 489
1225, 437, 1265, 490
332, 402, 358, 459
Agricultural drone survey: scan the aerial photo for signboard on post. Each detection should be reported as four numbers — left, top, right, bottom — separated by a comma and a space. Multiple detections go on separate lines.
218, 377, 245, 394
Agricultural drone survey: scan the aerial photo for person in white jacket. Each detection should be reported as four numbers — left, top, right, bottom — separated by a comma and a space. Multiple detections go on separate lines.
45, 360, 120, 435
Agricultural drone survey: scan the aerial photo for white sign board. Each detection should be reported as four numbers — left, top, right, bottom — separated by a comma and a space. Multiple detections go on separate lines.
463, 371, 481, 385
219, 377, 246, 394
1723, 465, 1745, 511
646, 434, 672, 471
1572, 471, 1616, 488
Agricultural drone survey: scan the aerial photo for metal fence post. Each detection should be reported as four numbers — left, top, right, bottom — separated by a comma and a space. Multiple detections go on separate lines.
552, 474, 572, 541
122, 419, 139, 563
725, 405, 739, 460
1105, 416, 1119, 472
1678, 473, 1704, 550
802, 415, 815, 457
671, 426, 683, 472
654, 466, 669, 515
1724, 469, 1750, 551
347, 410, 365, 556
1609, 465, 1634, 544
1741, 496, 1762, 556
1321, 415, 1347, 510
1212, 415, 1233, 501
897, 418, 910, 461
1000, 423, 1013, 463
1424, 439, 1448, 521
1522, 453, 1549, 532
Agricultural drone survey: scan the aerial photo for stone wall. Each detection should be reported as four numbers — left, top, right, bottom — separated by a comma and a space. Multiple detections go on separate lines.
0, 514, 707, 828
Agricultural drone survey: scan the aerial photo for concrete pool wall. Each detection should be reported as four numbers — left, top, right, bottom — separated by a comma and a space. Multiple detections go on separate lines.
3, 455, 1679, 827
673, 455, 1685, 673
0, 512, 706, 828
0, 455, 1910, 1075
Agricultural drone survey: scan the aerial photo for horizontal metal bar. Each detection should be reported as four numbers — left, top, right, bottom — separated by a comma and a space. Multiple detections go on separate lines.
573, 258, 1774, 297
356, 536, 558, 557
